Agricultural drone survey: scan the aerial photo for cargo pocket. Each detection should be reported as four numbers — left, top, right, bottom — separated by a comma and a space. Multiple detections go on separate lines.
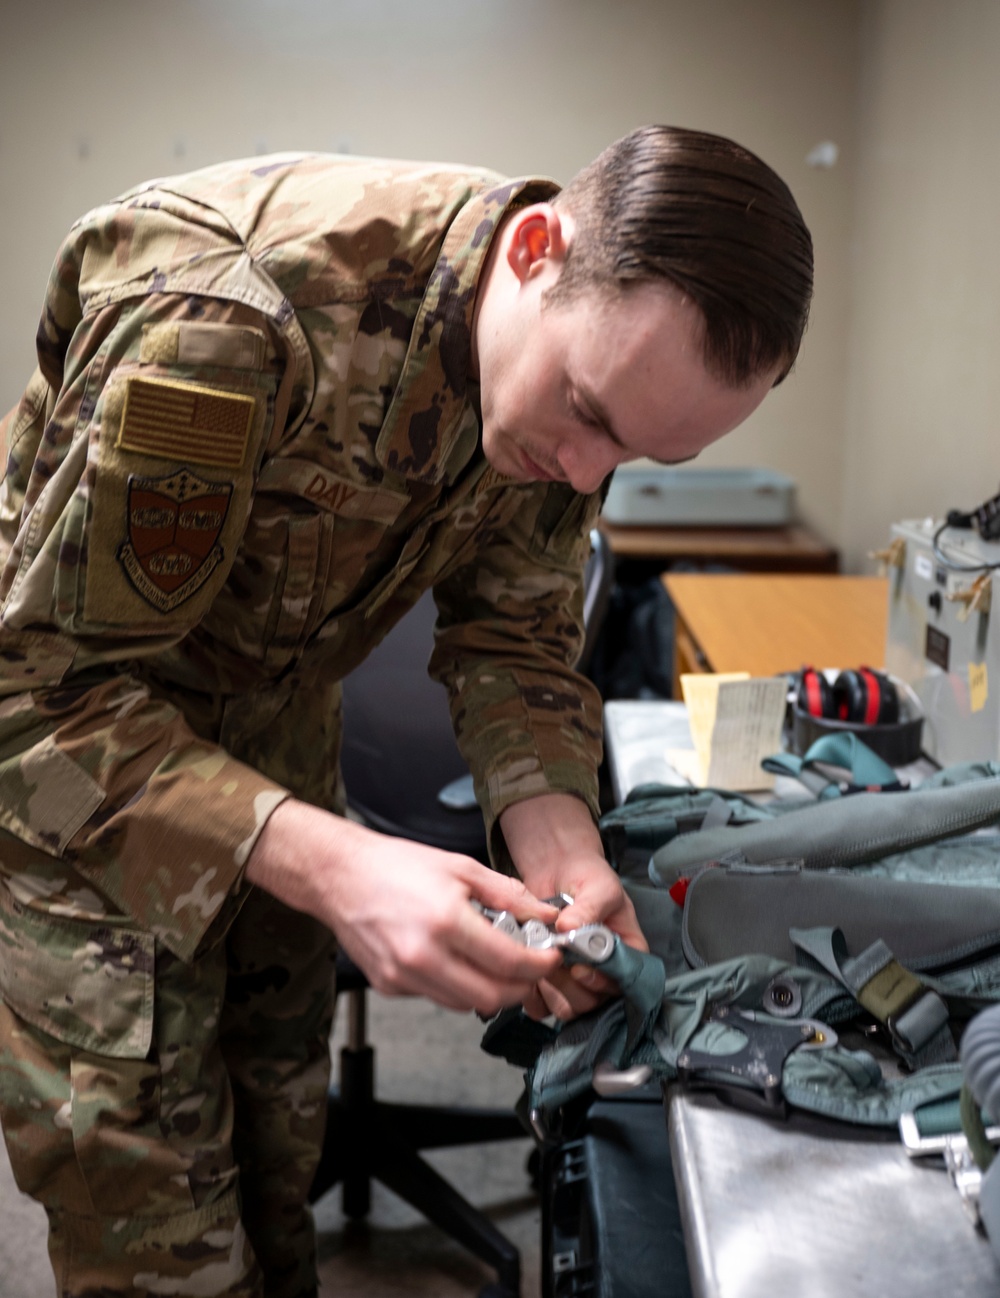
0, 884, 154, 1059
0, 886, 235, 1216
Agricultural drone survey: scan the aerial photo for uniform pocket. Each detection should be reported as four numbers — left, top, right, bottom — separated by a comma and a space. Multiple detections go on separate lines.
199, 497, 333, 669
530, 483, 604, 562
0, 882, 154, 1058
0, 884, 238, 1215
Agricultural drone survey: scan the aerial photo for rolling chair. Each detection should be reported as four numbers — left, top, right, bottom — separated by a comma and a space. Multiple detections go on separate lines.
309, 531, 615, 1298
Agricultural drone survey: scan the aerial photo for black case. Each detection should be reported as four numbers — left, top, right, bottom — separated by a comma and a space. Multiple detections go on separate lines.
540, 1096, 692, 1298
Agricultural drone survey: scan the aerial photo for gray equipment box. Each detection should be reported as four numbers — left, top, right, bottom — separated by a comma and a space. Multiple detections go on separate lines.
885, 517, 1000, 766
601, 464, 795, 527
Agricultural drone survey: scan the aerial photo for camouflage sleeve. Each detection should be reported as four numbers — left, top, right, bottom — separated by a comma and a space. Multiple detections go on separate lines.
428, 481, 606, 874
0, 291, 292, 962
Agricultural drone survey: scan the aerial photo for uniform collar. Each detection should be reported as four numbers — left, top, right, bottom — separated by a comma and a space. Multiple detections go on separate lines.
375, 175, 559, 487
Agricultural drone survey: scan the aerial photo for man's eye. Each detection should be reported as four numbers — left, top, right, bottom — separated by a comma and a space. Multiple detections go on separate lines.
570, 395, 599, 427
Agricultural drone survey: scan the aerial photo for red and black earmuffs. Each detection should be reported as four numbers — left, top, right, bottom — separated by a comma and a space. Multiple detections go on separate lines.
796, 666, 900, 727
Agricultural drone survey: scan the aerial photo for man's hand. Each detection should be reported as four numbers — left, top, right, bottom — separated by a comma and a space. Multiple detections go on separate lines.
499, 793, 648, 1022
246, 798, 563, 1016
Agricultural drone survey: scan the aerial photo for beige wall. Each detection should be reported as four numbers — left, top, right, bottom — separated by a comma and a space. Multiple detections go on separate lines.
0, 0, 859, 545
14, 2, 997, 578
841, 0, 1000, 573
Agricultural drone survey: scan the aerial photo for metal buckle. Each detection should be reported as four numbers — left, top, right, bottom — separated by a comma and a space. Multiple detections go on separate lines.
474, 902, 616, 966
899, 1112, 1000, 1226
899, 1110, 1000, 1159
676, 1005, 832, 1115
944, 1137, 986, 1226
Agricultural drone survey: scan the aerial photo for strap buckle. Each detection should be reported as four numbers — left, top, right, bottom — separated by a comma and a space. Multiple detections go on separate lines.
885, 987, 952, 1058
676, 1004, 834, 1116
899, 1110, 1000, 1159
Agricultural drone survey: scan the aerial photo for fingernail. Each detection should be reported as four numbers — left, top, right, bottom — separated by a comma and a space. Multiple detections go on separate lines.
570, 965, 595, 985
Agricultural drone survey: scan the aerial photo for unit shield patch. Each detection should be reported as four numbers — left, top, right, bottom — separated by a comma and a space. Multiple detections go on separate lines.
118, 469, 233, 612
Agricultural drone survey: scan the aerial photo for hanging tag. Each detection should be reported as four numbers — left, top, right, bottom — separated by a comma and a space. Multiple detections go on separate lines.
970, 662, 989, 714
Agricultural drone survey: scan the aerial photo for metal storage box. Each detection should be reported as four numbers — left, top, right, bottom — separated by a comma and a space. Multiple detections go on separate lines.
601, 464, 795, 527
885, 517, 1000, 766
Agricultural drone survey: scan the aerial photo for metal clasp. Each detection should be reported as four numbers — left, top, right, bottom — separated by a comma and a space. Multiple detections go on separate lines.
473, 901, 617, 967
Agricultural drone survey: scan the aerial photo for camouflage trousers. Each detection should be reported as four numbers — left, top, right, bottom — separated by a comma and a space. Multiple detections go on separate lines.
0, 860, 337, 1298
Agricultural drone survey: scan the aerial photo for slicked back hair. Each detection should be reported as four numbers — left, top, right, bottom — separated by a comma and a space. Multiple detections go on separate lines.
547, 125, 814, 387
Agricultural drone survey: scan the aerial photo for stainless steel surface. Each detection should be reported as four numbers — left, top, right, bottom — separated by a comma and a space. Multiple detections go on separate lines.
668, 1091, 1000, 1298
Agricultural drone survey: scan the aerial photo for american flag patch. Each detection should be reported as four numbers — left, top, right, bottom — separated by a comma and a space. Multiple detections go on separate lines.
117, 377, 255, 468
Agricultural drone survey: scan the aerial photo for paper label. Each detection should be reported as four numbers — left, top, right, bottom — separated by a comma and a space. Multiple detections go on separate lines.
970, 661, 989, 713
672, 673, 788, 790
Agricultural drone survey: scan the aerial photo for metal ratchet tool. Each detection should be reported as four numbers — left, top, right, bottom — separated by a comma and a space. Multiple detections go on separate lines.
473, 897, 617, 966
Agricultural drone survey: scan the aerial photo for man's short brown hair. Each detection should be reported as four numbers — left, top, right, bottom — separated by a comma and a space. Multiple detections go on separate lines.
548, 125, 814, 386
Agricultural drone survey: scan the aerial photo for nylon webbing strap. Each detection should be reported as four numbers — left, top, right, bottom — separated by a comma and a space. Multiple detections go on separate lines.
481, 939, 665, 1069
575, 939, 665, 1053
911, 1096, 963, 1139
791, 926, 955, 1066
762, 733, 900, 796
700, 795, 735, 831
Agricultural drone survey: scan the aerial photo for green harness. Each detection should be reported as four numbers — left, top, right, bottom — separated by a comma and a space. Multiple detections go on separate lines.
485, 750, 1000, 1145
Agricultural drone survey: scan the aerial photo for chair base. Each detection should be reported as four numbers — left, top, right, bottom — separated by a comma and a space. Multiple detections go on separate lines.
310, 1042, 527, 1298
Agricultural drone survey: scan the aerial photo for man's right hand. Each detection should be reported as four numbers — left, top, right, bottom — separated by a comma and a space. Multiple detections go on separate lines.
245, 798, 563, 1015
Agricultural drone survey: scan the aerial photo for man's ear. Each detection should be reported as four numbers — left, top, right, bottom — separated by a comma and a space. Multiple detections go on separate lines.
506, 203, 573, 283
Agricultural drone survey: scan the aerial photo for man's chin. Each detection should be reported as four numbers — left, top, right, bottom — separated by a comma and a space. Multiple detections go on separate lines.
482, 434, 531, 483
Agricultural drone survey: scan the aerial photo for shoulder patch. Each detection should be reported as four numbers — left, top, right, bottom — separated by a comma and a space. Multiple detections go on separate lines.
117, 469, 233, 612
117, 376, 254, 468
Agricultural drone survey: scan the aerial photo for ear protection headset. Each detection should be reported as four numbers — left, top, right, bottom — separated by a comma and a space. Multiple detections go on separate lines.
796, 666, 900, 727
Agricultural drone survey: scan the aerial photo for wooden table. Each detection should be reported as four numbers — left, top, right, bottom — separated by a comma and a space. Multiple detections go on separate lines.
662, 573, 888, 696
599, 519, 840, 573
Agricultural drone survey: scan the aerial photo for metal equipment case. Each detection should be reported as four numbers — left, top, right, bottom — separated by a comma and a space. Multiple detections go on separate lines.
885, 518, 1000, 765
601, 465, 795, 528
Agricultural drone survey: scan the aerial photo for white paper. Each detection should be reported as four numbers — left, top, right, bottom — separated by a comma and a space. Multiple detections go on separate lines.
671, 674, 788, 790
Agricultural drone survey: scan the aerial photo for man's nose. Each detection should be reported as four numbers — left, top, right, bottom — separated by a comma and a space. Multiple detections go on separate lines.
556, 440, 625, 495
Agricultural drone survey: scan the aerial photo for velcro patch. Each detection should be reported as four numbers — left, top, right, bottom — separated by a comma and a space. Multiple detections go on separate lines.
117, 376, 254, 468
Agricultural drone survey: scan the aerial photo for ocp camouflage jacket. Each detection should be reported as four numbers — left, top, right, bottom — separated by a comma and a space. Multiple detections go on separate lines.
0, 153, 604, 962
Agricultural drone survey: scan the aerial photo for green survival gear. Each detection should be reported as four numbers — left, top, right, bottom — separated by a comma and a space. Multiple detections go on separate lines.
484, 750, 1000, 1145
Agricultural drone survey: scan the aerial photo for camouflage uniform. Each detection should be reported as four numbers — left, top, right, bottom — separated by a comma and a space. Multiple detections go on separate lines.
0, 154, 605, 1295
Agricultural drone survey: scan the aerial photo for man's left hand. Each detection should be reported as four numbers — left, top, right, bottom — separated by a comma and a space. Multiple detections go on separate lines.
498, 793, 648, 1021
